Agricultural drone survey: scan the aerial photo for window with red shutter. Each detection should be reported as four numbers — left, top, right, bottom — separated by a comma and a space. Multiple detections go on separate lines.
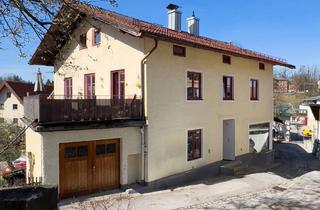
84, 74, 95, 98
223, 76, 234, 100
187, 71, 202, 100
187, 129, 202, 161
250, 79, 259, 100
64, 78, 72, 99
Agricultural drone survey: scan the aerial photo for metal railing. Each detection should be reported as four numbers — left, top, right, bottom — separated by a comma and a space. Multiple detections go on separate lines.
24, 94, 143, 124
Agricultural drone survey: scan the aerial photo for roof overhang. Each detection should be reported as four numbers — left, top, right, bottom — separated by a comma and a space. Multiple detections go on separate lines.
29, 5, 85, 66
29, 2, 295, 69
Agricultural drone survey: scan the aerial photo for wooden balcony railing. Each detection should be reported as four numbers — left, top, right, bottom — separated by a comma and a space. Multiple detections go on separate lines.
24, 95, 143, 124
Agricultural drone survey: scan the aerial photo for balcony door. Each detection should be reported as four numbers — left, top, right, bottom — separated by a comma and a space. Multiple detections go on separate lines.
84, 73, 95, 99
111, 70, 125, 99
64, 78, 72, 99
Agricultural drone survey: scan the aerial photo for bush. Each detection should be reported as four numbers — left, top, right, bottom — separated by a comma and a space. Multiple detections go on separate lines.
0, 121, 25, 162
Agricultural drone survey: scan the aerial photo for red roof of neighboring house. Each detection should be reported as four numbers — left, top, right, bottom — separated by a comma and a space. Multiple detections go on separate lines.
0, 81, 53, 103
29, 2, 295, 69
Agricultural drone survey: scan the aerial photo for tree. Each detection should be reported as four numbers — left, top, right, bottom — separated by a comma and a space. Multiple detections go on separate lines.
0, 74, 24, 83
0, 0, 117, 56
45, 79, 53, 86
0, 121, 25, 162
291, 65, 320, 93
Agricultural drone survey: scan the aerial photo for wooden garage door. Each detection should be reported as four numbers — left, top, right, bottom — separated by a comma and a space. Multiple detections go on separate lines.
59, 139, 120, 198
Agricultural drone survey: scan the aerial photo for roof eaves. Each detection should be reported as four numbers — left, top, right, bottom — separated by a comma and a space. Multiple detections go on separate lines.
2, 81, 23, 103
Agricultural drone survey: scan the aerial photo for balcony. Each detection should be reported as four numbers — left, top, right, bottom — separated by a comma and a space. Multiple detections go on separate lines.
24, 95, 143, 125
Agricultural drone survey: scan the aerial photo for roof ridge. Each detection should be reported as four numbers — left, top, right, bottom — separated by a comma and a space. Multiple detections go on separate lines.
30, 1, 295, 68
73, 2, 288, 64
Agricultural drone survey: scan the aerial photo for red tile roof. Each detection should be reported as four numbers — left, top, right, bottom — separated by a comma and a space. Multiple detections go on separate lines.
0, 81, 53, 103
29, 2, 295, 69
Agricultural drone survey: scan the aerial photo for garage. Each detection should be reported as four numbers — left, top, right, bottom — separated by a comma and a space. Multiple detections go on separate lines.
59, 139, 120, 198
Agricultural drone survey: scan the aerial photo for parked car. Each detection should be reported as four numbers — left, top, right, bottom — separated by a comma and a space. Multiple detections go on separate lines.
1, 156, 26, 186
302, 128, 313, 137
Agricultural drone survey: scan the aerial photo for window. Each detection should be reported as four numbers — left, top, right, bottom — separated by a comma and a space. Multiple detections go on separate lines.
64, 146, 88, 158
64, 147, 77, 158
249, 123, 270, 153
12, 104, 18, 110
187, 71, 202, 100
222, 55, 231, 64
84, 74, 95, 98
259, 62, 265, 70
93, 29, 101, 45
223, 76, 234, 100
96, 143, 116, 155
13, 118, 18, 124
77, 146, 88, 157
173, 45, 186, 57
250, 79, 259, 100
64, 78, 72, 99
187, 129, 202, 161
79, 33, 87, 48
111, 70, 125, 99
6, 92, 11, 98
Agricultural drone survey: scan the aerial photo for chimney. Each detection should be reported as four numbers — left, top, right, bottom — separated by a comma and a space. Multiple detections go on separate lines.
187, 11, 199, 36
167, 4, 181, 31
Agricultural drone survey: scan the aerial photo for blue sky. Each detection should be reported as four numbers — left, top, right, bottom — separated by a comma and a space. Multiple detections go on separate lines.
0, 0, 319, 82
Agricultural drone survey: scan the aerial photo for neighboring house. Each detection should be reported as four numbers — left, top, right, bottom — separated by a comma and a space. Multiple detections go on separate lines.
299, 96, 320, 138
24, 2, 294, 198
0, 81, 52, 126
273, 77, 297, 93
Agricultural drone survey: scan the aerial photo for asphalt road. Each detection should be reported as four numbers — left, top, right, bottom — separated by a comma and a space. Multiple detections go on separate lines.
60, 142, 320, 210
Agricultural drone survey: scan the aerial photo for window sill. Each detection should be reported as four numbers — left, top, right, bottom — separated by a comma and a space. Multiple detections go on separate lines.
79, 46, 87, 50
187, 157, 203, 163
92, 43, 101, 47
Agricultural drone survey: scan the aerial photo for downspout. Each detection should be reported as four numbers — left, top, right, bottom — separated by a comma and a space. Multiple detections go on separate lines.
139, 38, 158, 184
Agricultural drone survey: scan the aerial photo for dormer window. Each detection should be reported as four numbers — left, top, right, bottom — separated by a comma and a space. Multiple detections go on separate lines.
93, 29, 101, 45
79, 33, 87, 48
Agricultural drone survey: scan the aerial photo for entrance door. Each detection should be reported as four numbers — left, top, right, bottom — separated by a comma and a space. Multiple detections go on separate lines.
111, 70, 125, 99
223, 119, 235, 160
59, 139, 120, 198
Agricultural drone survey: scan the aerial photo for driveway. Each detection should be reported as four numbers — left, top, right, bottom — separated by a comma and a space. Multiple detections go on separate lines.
59, 142, 320, 210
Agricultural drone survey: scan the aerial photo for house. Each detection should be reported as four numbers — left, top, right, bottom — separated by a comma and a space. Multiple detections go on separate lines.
299, 96, 320, 138
273, 77, 297, 93
24, 2, 295, 198
0, 80, 52, 125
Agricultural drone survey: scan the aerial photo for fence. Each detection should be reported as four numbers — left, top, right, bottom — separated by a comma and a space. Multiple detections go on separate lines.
0, 176, 42, 189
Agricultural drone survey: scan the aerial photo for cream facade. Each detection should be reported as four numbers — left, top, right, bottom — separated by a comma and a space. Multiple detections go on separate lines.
53, 18, 144, 98
144, 38, 273, 181
26, 127, 141, 187
0, 86, 24, 125
25, 4, 291, 197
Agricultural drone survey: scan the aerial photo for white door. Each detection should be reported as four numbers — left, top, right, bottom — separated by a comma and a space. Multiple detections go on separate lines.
223, 119, 235, 160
